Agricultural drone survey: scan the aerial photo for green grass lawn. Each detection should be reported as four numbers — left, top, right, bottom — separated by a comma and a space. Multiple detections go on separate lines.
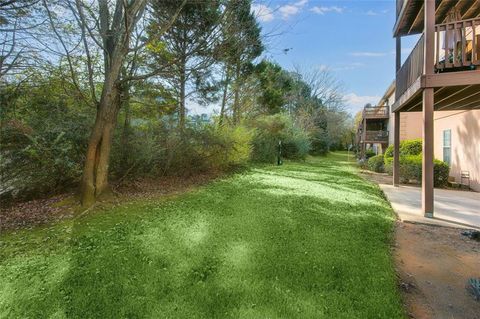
0, 152, 404, 318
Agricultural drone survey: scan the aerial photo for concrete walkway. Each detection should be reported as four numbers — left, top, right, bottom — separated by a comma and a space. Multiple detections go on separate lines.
379, 184, 480, 229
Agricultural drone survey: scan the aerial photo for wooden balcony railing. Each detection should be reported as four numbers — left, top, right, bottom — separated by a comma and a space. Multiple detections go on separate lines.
435, 17, 480, 70
395, 34, 424, 101
364, 130, 389, 143
396, 18, 480, 101
363, 106, 389, 118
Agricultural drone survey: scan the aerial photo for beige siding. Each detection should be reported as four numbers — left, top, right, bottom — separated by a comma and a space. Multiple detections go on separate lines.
434, 110, 480, 192
400, 112, 422, 141
382, 85, 479, 191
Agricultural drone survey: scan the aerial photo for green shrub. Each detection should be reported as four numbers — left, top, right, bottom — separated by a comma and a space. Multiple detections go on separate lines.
197, 124, 254, 170
367, 155, 384, 173
1, 120, 89, 201
384, 139, 422, 161
111, 121, 254, 178
251, 114, 310, 163
400, 139, 422, 156
384, 155, 449, 187
433, 159, 449, 188
310, 129, 329, 155
400, 155, 422, 182
365, 149, 376, 159
384, 145, 393, 159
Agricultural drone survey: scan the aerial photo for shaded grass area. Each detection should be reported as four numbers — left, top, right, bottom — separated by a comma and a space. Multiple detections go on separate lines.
0, 152, 404, 318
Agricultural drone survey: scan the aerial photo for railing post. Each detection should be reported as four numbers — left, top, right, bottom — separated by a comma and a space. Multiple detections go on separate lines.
396, 36, 401, 72
424, 0, 435, 75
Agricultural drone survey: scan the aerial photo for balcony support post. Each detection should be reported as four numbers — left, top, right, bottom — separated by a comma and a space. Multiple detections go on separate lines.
393, 111, 400, 187
362, 118, 367, 157
422, 0, 435, 218
422, 88, 434, 218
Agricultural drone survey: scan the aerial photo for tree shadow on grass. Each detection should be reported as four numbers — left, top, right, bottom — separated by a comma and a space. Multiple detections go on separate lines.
0, 156, 403, 318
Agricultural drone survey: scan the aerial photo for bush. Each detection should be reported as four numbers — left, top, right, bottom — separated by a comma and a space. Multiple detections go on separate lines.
384, 138, 422, 160
367, 155, 384, 173
196, 124, 254, 171
0, 121, 88, 201
365, 149, 376, 159
251, 114, 310, 163
433, 159, 449, 188
384, 145, 393, 158
110, 121, 254, 178
310, 129, 329, 155
384, 155, 449, 187
400, 139, 422, 156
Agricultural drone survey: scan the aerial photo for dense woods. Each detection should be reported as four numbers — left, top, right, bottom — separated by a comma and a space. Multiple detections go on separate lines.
0, 0, 353, 206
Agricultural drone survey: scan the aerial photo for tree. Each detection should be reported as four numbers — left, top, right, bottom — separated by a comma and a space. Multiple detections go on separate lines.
0, 0, 42, 80
149, 0, 222, 130
217, 0, 262, 125
41, 0, 148, 205
253, 60, 294, 114
39, 0, 189, 206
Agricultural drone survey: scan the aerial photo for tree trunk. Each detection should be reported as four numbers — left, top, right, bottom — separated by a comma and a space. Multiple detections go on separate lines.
219, 69, 229, 127
178, 54, 187, 130
120, 83, 131, 170
232, 61, 241, 125
179, 74, 186, 130
80, 82, 121, 206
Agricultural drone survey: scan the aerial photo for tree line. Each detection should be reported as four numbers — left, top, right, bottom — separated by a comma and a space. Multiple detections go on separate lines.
0, 0, 353, 206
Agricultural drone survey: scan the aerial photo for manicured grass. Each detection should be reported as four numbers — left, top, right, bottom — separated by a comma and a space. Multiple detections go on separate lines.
0, 152, 404, 318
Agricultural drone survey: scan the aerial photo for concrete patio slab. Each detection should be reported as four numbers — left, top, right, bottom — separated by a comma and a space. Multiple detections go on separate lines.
379, 184, 480, 229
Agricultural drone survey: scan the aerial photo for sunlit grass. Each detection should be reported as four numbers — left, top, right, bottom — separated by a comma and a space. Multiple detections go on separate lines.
0, 152, 404, 318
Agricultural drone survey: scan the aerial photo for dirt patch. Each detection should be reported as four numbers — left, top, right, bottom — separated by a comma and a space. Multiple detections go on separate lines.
359, 169, 394, 185
394, 221, 480, 318
0, 171, 224, 232
0, 193, 77, 231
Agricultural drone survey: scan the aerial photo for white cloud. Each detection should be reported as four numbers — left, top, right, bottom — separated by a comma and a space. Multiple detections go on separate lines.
344, 93, 381, 113
349, 51, 387, 57
316, 64, 329, 71
251, 4, 274, 22
279, 4, 300, 19
365, 9, 388, 16
316, 62, 365, 72
295, 0, 309, 6
310, 6, 343, 15
332, 62, 365, 71
279, 0, 309, 20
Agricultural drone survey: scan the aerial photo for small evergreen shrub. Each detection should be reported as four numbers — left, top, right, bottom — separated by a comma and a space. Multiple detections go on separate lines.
367, 155, 385, 173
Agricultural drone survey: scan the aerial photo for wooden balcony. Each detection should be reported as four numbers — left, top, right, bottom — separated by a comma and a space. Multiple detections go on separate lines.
362, 106, 389, 119
394, 17, 480, 112
362, 130, 389, 143
435, 17, 480, 71
394, 0, 480, 37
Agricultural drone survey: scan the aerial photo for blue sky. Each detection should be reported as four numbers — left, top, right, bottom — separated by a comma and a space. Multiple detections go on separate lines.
252, 0, 420, 114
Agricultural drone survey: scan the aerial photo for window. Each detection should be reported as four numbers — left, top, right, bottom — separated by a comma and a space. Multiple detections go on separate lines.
443, 129, 451, 165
